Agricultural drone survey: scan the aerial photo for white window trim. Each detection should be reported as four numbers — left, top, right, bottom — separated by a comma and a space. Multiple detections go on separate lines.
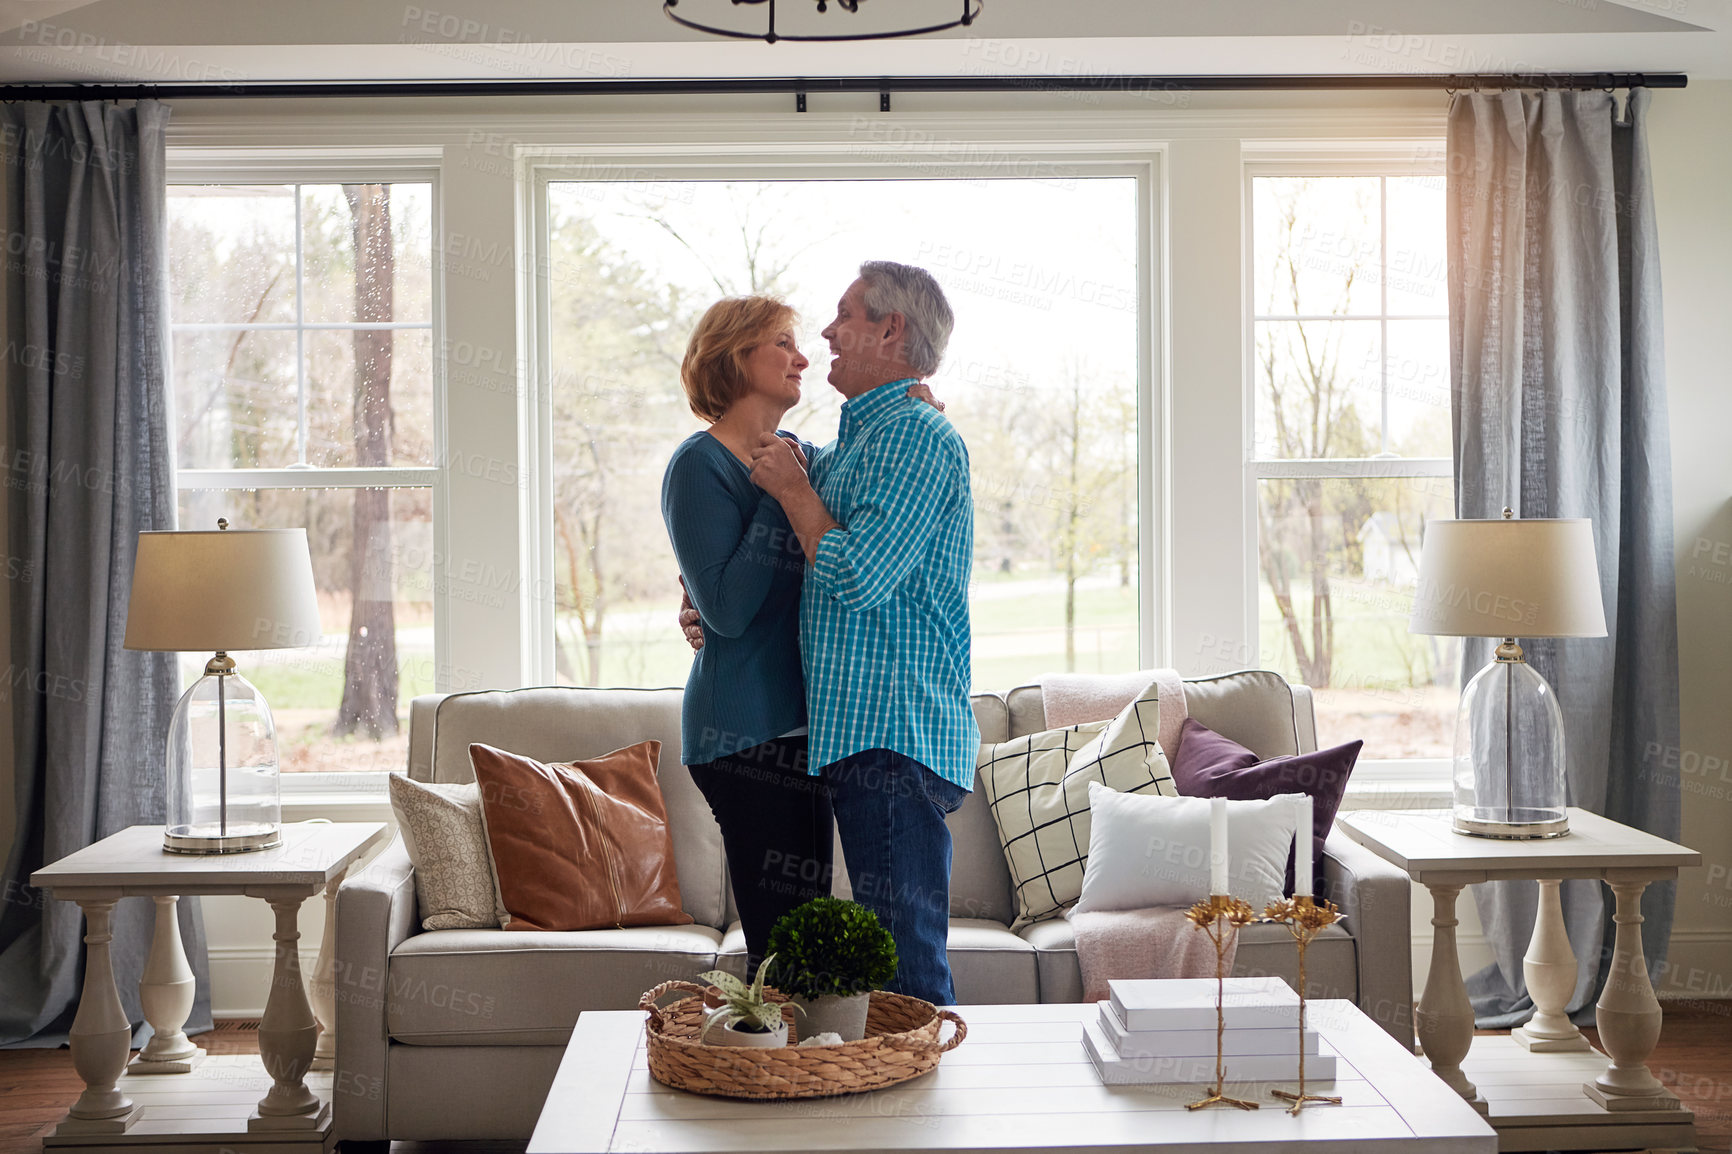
165, 154, 446, 800
1241, 149, 1454, 790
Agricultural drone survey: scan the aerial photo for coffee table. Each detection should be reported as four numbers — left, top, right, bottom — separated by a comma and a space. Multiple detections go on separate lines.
529, 1000, 1496, 1153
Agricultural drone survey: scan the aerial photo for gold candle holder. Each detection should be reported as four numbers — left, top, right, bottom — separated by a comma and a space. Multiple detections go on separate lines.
1183, 894, 1261, 1111
1263, 894, 1344, 1114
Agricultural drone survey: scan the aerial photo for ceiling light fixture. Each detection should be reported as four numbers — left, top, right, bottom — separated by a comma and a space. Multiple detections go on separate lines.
664, 0, 982, 44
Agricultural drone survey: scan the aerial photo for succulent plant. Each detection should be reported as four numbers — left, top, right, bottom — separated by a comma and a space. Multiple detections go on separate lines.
767, 897, 898, 1000
697, 954, 788, 1040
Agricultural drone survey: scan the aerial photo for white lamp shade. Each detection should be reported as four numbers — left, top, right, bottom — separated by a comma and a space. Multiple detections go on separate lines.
124, 528, 324, 652
1408, 517, 1608, 639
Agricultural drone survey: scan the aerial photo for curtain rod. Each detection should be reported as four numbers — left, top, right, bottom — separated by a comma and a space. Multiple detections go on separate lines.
0, 72, 1687, 102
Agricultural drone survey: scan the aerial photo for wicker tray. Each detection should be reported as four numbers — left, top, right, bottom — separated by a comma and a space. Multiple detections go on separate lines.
638, 980, 966, 1100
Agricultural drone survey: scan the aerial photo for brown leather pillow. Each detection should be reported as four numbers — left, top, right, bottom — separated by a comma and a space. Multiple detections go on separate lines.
468, 741, 693, 932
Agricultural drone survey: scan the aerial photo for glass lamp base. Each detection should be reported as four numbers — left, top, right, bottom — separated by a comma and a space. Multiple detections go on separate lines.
1453, 807, 1571, 840
163, 822, 282, 855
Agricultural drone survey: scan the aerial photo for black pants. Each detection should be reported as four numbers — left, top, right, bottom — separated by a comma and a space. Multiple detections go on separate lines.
686, 735, 834, 976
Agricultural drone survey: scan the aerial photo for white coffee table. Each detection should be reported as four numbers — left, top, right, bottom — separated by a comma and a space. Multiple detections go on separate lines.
30, 821, 386, 1151
529, 1000, 1496, 1153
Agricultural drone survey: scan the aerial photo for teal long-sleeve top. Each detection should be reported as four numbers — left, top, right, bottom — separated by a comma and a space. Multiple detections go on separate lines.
661, 429, 811, 765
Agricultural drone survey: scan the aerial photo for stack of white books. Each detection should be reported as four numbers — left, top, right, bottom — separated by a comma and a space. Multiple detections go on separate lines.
1082, 976, 1337, 1085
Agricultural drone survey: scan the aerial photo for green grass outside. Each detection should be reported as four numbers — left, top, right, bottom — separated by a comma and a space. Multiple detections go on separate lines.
231, 572, 1449, 717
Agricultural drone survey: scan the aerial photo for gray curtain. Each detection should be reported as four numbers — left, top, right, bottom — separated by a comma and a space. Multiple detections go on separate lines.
1446, 88, 1681, 1028
0, 100, 211, 1047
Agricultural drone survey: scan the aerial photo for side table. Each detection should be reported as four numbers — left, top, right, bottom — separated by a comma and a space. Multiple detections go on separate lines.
1338, 807, 1700, 1152
30, 821, 386, 1148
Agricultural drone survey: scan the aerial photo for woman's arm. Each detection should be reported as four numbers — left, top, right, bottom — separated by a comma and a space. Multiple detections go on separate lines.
661, 451, 796, 640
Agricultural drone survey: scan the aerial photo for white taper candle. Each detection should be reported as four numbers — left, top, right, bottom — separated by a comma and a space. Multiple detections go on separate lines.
1293, 794, 1314, 898
1209, 796, 1229, 896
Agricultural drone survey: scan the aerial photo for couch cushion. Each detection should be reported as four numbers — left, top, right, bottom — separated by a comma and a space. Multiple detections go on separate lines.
1007, 671, 1300, 758
715, 918, 1039, 1006
1018, 916, 1356, 1005
947, 918, 1041, 1005
429, 688, 727, 930
386, 924, 723, 1045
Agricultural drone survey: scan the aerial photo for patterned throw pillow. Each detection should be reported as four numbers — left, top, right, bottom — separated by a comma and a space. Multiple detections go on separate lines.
388, 774, 508, 931
980, 684, 1179, 929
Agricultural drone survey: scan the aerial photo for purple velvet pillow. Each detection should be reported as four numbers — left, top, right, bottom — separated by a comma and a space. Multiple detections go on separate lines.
1170, 716, 1361, 896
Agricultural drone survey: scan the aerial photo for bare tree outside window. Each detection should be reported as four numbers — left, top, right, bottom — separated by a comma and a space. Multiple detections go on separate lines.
1251, 174, 1457, 758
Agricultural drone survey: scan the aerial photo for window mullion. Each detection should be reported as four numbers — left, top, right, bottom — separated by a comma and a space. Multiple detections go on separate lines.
294, 183, 308, 467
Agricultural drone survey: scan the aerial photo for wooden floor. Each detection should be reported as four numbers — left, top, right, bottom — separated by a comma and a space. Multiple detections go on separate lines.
2, 1008, 1728, 1153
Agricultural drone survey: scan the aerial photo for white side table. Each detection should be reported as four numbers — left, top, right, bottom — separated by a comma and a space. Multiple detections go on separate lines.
1338, 808, 1700, 1149
30, 821, 386, 1142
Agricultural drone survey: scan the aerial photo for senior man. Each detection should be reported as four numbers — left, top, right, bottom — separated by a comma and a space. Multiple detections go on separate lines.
743, 260, 978, 1007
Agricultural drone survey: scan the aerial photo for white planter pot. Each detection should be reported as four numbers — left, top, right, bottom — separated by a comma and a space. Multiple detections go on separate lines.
793, 993, 871, 1042
704, 1016, 789, 1049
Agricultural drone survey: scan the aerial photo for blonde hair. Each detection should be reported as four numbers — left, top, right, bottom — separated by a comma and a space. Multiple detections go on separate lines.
680, 296, 798, 423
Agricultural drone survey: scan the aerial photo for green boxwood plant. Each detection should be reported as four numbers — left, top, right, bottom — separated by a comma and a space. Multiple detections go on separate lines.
767, 897, 898, 1000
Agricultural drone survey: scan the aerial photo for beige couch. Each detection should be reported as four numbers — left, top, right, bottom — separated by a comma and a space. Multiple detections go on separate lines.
334, 671, 1413, 1144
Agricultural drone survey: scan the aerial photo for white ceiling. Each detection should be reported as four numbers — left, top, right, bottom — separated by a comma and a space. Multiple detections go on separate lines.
0, 0, 1726, 84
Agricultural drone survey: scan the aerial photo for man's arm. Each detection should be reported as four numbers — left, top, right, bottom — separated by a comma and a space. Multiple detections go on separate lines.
754, 418, 963, 614
749, 434, 838, 567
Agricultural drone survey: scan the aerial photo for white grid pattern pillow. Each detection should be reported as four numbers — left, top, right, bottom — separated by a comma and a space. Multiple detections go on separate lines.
980, 686, 1178, 929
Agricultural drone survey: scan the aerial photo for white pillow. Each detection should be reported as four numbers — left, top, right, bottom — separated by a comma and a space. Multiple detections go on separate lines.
980, 682, 1179, 930
1074, 784, 1305, 914
388, 773, 508, 931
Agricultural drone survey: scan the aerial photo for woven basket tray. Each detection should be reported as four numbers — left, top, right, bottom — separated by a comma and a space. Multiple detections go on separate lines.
638, 980, 966, 1100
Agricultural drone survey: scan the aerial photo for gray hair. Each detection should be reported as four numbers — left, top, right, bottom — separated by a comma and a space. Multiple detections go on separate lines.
858, 260, 954, 378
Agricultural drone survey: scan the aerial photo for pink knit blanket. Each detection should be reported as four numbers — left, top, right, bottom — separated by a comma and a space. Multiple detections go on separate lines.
1070, 906, 1236, 1004
1039, 669, 1188, 760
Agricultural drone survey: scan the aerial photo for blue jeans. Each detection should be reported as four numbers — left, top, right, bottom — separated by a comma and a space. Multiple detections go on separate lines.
821, 748, 970, 1006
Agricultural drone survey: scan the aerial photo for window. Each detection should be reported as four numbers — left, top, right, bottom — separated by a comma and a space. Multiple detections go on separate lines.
1248, 169, 1458, 760
542, 176, 1144, 691
167, 179, 437, 776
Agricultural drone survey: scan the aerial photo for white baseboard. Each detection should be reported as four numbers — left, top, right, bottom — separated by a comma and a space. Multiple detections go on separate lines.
208, 946, 315, 1021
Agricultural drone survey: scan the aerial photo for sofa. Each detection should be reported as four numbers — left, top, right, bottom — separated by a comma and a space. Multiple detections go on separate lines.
334, 670, 1413, 1144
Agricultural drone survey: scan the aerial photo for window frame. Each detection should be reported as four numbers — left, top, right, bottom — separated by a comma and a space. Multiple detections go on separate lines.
164, 153, 447, 800
159, 103, 1455, 804
522, 150, 1166, 688
1242, 148, 1453, 790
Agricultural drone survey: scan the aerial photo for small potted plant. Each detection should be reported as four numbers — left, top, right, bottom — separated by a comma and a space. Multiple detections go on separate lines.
768, 897, 898, 1042
696, 955, 789, 1048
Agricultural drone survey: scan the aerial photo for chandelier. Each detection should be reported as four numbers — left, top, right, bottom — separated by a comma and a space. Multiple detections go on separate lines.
664, 0, 983, 44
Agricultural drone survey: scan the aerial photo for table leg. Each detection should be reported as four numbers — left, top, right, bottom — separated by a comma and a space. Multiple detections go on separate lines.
1416, 882, 1480, 1105
1512, 878, 1590, 1053
130, 895, 205, 1073
1589, 877, 1667, 1103
256, 895, 321, 1118
308, 870, 344, 1070
64, 898, 139, 1128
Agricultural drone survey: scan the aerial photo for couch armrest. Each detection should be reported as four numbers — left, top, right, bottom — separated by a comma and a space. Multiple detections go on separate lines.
1322, 827, 1414, 1050
333, 834, 418, 1143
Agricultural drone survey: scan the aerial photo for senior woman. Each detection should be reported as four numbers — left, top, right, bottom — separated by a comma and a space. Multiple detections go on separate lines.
662, 295, 937, 974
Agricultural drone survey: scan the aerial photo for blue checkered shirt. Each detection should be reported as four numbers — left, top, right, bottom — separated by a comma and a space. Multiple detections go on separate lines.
800, 378, 980, 789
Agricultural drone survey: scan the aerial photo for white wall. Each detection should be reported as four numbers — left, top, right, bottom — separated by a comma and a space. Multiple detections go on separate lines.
1648, 79, 1732, 1004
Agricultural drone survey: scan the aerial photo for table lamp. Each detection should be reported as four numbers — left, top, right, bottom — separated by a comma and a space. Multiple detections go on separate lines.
1408, 510, 1606, 839
124, 520, 323, 854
